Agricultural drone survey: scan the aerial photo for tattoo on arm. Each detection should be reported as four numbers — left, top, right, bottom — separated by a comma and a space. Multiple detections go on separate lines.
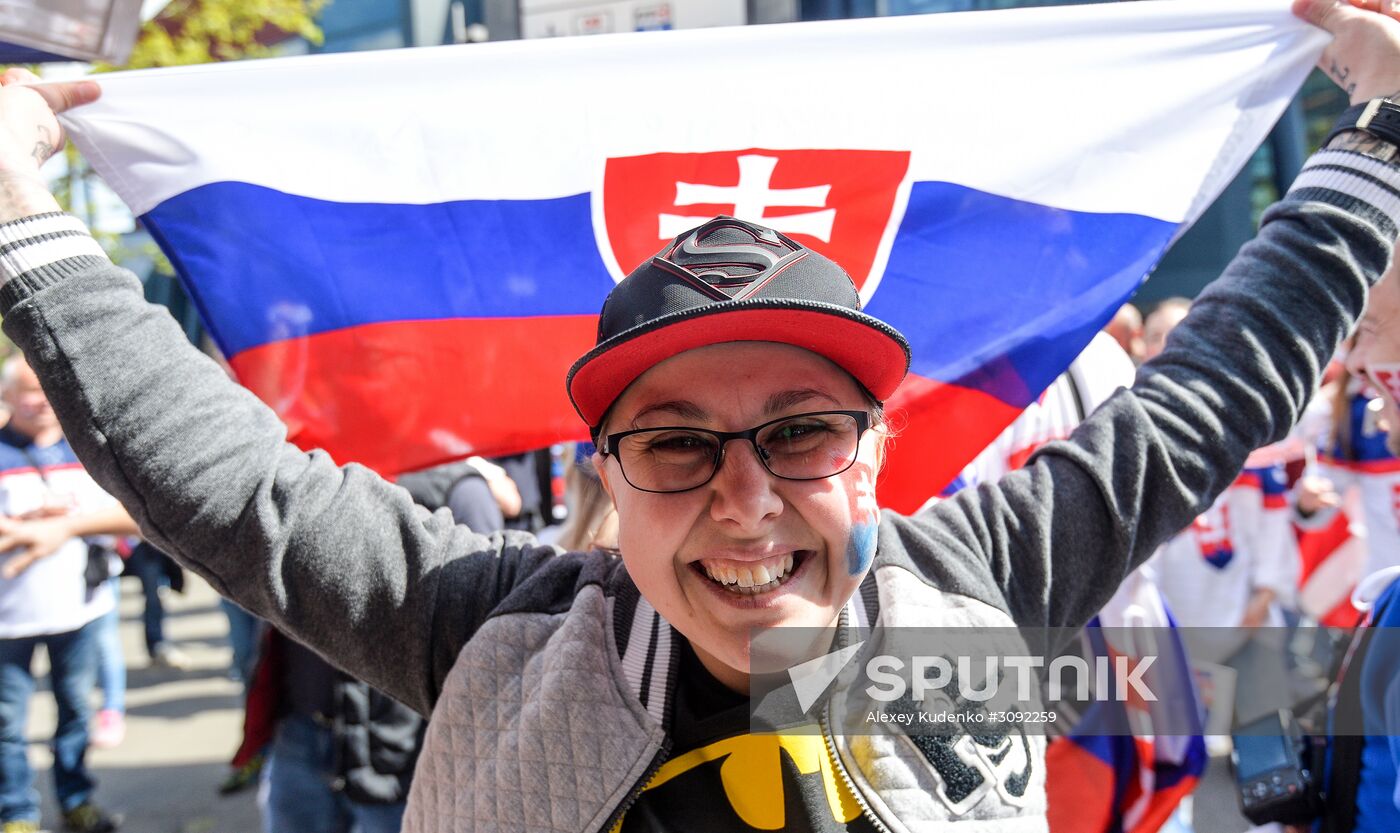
0, 170, 63, 223
1327, 129, 1400, 164
1329, 59, 1351, 86
1326, 61, 1360, 98
30, 127, 53, 167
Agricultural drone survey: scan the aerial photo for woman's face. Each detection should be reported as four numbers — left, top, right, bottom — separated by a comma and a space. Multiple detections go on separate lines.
595, 342, 885, 691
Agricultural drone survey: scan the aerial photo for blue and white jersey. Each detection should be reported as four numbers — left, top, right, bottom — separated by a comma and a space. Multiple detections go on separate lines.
1315, 390, 1400, 576
0, 426, 117, 638
1150, 463, 1296, 632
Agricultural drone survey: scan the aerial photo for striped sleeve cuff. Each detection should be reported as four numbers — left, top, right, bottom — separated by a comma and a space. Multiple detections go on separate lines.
0, 213, 107, 281
1286, 149, 1400, 240
0, 212, 111, 314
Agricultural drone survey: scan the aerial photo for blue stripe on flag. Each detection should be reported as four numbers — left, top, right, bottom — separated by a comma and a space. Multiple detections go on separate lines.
144, 182, 617, 356
148, 180, 1175, 409
868, 182, 1176, 408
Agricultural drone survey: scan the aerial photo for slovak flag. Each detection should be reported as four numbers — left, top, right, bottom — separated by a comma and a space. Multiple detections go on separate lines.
57, 0, 1325, 511
1046, 573, 1208, 833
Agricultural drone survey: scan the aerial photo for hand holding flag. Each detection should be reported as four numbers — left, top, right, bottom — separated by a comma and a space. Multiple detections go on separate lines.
0, 68, 97, 221
0, 67, 98, 168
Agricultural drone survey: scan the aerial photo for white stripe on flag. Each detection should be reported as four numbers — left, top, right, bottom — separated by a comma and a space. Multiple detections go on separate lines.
60, 0, 1324, 224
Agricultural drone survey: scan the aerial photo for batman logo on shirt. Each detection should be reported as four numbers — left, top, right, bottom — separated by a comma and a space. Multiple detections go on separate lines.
618, 732, 877, 832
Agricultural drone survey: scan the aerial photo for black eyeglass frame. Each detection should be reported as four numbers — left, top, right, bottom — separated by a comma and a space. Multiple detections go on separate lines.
599, 409, 872, 494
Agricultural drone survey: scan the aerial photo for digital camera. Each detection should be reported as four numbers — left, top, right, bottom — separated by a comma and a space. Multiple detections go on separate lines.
1232, 709, 1323, 826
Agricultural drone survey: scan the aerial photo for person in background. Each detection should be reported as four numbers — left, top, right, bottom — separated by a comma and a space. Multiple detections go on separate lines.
396, 456, 520, 534
1297, 365, 1400, 580
1142, 297, 1192, 365
0, 357, 140, 833
216, 596, 266, 796
90, 538, 189, 750
230, 458, 517, 833
124, 541, 192, 670
221, 457, 521, 799
221, 599, 260, 686
1103, 302, 1146, 365
246, 633, 424, 833
89, 569, 124, 750
488, 451, 543, 531
542, 442, 618, 553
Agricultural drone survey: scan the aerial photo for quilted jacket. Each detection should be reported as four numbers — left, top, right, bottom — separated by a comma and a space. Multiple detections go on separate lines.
1, 149, 1397, 831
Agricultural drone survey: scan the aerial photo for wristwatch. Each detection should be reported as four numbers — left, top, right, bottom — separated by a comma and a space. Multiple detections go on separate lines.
1325, 97, 1400, 163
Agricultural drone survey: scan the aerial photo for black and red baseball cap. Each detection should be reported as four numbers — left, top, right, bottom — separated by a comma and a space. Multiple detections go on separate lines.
566, 216, 911, 428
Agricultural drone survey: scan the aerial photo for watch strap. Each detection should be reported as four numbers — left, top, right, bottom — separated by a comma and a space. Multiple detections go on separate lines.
1326, 98, 1400, 149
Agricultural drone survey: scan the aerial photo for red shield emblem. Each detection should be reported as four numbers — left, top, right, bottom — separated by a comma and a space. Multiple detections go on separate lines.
597, 149, 911, 298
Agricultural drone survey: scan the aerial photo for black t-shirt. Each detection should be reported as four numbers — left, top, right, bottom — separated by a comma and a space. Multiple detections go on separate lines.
620, 641, 878, 832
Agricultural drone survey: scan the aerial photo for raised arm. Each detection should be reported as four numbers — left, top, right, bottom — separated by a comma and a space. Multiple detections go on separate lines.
903, 0, 1400, 631
0, 70, 560, 716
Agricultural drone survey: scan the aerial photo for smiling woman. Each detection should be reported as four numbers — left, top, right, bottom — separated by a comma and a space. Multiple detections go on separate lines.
592, 335, 889, 695
0, 2, 1396, 831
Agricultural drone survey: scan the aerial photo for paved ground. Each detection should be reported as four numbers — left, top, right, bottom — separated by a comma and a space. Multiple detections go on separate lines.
26, 574, 260, 833
1195, 751, 1272, 833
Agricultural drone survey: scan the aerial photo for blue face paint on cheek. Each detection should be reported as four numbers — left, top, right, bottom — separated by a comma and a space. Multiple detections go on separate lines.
842, 462, 880, 575
845, 521, 877, 575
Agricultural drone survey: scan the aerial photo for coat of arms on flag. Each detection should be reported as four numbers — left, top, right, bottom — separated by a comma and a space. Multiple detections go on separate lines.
598, 149, 910, 297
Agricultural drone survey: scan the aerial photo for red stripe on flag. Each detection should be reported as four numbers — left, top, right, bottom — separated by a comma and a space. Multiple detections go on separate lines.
232, 318, 1025, 512
879, 374, 1025, 513
1045, 740, 1116, 833
228, 316, 598, 475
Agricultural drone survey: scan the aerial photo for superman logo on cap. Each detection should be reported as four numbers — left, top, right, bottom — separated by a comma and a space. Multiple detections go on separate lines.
650, 218, 809, 302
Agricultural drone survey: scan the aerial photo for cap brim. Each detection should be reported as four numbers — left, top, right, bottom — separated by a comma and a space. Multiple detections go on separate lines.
567, 300, 911, 426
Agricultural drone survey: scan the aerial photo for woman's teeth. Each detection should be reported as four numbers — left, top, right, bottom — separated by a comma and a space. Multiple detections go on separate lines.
701, 553, 797, 595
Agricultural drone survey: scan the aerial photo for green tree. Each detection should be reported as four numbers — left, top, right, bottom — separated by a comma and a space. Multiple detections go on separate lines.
112, 0, 327, 71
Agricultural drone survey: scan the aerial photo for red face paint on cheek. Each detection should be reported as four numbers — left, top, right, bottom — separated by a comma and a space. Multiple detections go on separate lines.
1369, 364, 1400, 408
844, 462, 878, 520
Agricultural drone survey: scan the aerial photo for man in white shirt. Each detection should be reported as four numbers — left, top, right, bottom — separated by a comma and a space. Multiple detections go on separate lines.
0, 357, 137, 833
